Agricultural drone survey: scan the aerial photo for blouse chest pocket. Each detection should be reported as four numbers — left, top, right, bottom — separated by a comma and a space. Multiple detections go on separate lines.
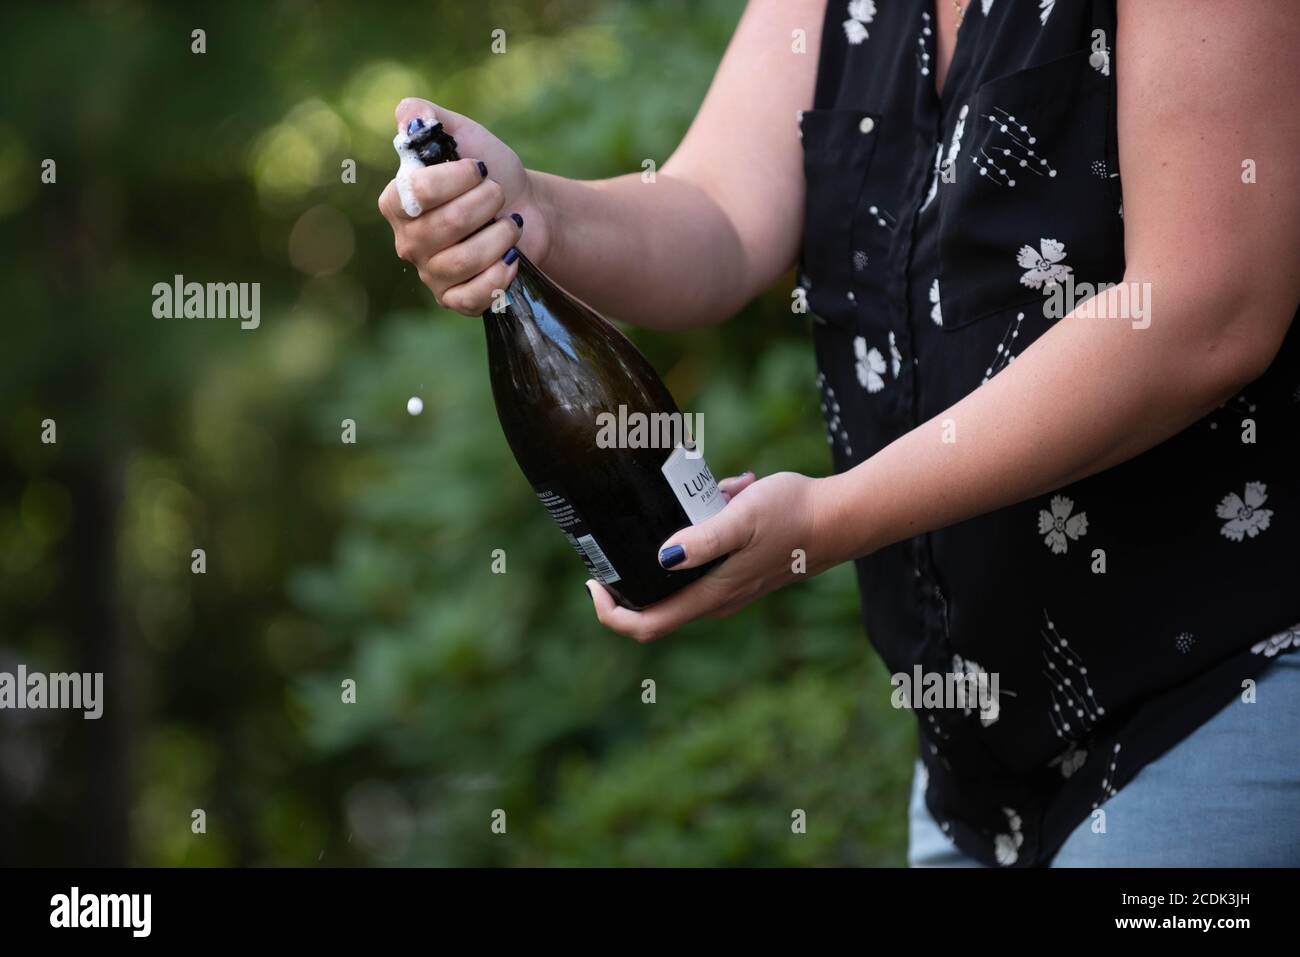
935, 49, 1125, 332
799, 108, 880, 332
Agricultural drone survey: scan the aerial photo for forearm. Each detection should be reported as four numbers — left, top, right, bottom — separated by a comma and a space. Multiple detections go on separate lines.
525, 0, 817, 330
530, 168, 754, 329
813, 279, 1286, 565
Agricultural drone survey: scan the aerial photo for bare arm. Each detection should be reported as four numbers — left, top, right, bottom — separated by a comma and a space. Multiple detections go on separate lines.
815, 0, 1300, 561
534, 0, 822, 327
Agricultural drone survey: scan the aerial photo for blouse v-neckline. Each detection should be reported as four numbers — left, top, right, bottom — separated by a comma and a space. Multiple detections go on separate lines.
929, 0, 978, 117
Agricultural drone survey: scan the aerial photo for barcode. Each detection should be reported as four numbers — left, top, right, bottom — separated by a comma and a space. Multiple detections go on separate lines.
575, 533, 621, 583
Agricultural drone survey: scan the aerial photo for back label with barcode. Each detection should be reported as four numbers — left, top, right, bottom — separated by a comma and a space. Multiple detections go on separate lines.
535, 487, 622, 584
574, 533, 621, 583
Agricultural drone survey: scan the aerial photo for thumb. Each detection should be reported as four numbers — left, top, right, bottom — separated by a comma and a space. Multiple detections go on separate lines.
657, 504, 752, 572
395, 97, 471, 136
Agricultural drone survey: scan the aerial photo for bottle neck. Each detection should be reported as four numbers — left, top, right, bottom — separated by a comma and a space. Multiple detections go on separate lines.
405, 117, 460, 166
496, 250, 542, 321
513, 249, 543, 282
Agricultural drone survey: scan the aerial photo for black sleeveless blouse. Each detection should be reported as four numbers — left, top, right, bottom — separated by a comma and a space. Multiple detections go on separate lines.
801, 0, 1300, 866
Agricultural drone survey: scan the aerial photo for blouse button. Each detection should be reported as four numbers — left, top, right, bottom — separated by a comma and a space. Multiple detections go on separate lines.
859, 116, 875, 134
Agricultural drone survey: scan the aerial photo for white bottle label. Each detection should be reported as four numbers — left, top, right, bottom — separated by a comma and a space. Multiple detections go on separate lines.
661, 445, 726, 525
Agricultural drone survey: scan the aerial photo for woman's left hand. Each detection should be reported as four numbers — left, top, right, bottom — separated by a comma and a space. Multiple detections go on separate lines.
586, 470, 824, 642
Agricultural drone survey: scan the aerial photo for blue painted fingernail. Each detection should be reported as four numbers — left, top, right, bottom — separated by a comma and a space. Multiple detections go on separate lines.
503, 247, 519, 266
659, 544, 686, 568
510, 212, 523, 228
407, 117, 425, 135
477, 160, 488, 178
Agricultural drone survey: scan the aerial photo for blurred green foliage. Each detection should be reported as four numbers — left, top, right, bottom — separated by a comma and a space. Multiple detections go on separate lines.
0, 0, 912, 866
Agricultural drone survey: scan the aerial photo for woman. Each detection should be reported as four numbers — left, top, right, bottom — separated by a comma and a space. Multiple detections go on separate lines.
380, 0, 1299, 866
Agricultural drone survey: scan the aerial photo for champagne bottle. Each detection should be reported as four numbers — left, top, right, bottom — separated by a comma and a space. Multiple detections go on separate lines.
397, 116, 726, 609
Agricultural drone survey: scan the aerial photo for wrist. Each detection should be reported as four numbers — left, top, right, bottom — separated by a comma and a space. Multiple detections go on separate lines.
808, 465, 894, 569
522, 169, 562, 271
808, 472, 854, 571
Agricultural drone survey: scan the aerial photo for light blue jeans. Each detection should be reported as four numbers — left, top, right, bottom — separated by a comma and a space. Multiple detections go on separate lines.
908, 651, 1300, 867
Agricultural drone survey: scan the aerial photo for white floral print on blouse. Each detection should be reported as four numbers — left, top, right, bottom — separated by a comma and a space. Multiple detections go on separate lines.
1090, 45, 1111, 77
1017, 238, 1072, 289
843, 0, 876, 45
994, 807, 1024, 866
952, 653, 1000, 726
921, 104, 969, 211
1216, 481, 1273, 541
1049, 744, 1087, 779
929, 278, 943, 326
1038, 495, 1088, 554
854, 336, 887, 393
944, 104, 969, 170
1251, 625, 1300, 657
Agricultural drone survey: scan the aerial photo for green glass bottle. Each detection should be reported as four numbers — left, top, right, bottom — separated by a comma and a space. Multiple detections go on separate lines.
400, 117, 725, 609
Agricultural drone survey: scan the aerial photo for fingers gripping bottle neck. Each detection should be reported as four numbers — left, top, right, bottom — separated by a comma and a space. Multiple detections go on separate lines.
394, 117, 460, 216
396, 113, 531, 300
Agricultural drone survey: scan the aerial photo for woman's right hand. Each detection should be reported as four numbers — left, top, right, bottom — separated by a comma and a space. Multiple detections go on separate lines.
378, 97, 552, 315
